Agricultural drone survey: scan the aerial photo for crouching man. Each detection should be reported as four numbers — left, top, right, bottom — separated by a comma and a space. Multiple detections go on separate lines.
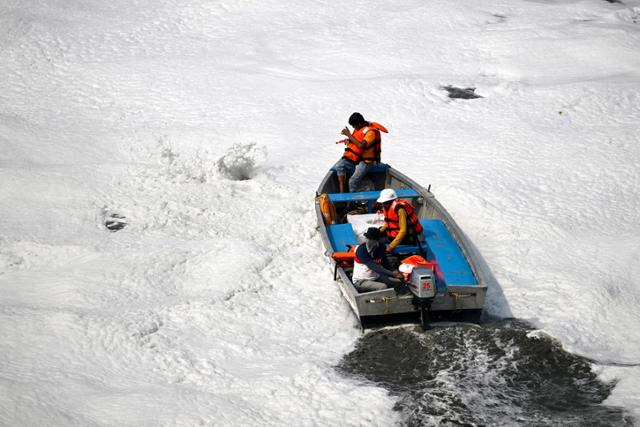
352, 227, 406, 293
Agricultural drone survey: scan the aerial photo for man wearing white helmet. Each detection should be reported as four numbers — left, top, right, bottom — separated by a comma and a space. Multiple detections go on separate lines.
377, 188, 424, 253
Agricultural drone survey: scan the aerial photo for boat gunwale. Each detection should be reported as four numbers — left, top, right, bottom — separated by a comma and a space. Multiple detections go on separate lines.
315, 165, 487, 321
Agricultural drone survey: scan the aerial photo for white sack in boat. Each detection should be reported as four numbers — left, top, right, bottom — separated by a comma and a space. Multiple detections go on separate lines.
347, 213, 385, 243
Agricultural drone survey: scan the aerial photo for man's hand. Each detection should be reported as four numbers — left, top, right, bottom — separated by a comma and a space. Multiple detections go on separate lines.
341, 127, 352, 138
393, 271, 403, 279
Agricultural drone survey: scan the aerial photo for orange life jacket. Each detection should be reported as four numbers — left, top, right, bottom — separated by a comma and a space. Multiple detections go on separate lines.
400, 255, 438, 282
331, 245, 356, 266
383, 199, 423, 238
401, 255, 435, 270
342, 122, 388, 164
318, 193, 337, 225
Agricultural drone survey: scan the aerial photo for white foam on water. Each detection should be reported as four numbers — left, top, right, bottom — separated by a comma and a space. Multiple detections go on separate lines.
1, 0, 639, 424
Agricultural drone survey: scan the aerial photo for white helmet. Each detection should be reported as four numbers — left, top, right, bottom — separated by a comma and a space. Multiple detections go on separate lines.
377, 188, 398, 204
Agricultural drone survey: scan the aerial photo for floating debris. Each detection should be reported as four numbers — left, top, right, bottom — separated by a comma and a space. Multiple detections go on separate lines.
442, 85, 483, 99
105, 212, 127, 232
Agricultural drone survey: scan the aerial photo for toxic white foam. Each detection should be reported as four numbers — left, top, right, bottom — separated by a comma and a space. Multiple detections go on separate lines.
1, 0, 639, 424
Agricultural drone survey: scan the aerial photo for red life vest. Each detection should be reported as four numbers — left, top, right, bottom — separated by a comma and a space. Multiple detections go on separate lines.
383, 199, 423, 238
342, 122, 388, 164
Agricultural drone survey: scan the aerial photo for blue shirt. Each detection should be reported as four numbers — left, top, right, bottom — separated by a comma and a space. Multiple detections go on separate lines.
354, 242, 395, 277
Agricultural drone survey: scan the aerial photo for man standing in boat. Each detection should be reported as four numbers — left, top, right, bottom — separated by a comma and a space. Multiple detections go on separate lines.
334, 112, 388, 193
352, 227, 406, 293
377, 188, 425, 253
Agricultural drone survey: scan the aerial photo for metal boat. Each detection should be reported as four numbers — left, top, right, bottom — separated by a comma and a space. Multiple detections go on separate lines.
315, 164, 487, 329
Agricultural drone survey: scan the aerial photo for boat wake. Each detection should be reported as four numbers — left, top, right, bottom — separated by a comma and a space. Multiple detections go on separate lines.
339, 320, 633, 426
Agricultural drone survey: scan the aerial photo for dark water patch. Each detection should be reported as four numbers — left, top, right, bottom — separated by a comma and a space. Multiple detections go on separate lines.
442, 85, 483, 100
361, 310, 483, 331
339, 320, 632, 426
105, 212, 127, 232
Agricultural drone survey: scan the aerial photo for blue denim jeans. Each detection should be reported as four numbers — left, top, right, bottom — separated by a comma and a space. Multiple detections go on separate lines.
333, 158, 356, 177
333, 159, 376, 192
349, 161, 374, 192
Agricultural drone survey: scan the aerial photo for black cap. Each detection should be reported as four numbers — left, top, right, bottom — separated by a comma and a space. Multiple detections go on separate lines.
364, 227, 383, 240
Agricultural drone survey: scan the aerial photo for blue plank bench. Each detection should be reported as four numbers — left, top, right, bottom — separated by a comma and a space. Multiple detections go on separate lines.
327, 188, 420, 213
326, 223, 359, 253
394, 219, 477, 286
325, 223, 359, 280
327, 188, 420, 203
327, 219, 476, 287
330, 163, 389, 174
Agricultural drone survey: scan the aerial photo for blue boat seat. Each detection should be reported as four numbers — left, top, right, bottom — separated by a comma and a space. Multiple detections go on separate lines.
421, 219, 476, 286
330, 163, 388, 174
326, 223, 359, 253
328, 189, 420, 213
327, 188, 420, 204
391, 220, 476, 286
327, 219, 476, 286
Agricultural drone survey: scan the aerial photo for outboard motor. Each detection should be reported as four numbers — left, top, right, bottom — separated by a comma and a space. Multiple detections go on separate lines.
408, 266, 436, 299
408, 266, 436, 330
